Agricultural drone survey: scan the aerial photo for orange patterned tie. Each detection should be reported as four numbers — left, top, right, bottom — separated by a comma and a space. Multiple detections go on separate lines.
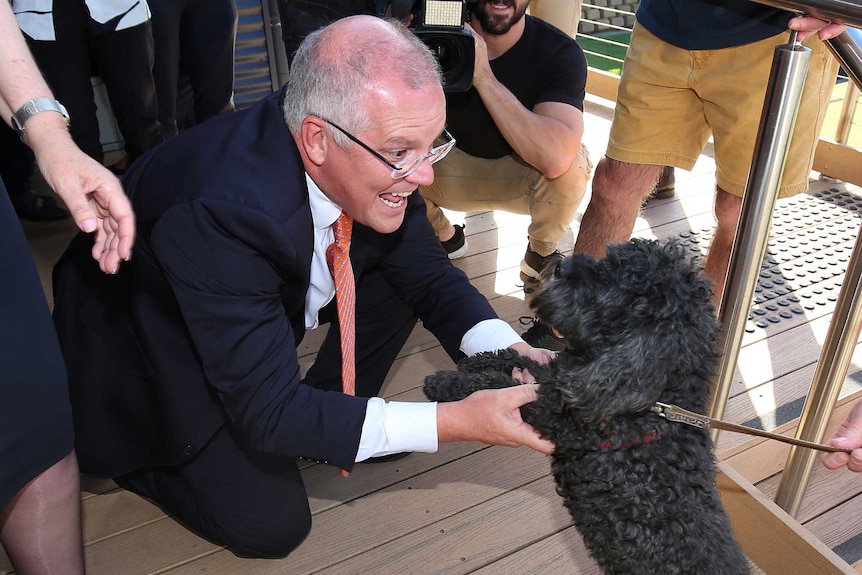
326, 211, 356, 397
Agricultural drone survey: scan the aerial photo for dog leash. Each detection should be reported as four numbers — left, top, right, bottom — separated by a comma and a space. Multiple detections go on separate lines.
651, 402, 853, 454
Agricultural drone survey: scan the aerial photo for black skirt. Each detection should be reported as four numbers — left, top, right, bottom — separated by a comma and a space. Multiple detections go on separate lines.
0, 179, 74, 509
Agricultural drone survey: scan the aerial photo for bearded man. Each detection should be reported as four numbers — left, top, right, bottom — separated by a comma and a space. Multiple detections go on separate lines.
419, 0, 590, 298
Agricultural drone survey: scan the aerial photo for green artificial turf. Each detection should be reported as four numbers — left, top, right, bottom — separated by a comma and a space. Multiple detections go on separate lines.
577, 31, 631, 75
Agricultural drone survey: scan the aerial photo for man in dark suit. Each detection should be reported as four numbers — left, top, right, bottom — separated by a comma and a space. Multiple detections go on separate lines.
53, 15, 554, 559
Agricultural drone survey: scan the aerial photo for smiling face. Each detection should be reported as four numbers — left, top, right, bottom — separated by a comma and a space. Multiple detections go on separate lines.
288, 15, 446, 235
470, 0, 531, 35
310, 80, 446, 234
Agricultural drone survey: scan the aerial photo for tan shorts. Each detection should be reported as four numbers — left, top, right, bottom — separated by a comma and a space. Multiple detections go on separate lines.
528, 0, 582, 37
420, 144, 592, 255
608, 23, 838, 198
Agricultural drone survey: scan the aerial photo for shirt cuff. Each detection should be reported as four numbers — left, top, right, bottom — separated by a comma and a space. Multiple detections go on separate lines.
355, 398, 439, 462
460, 318, 523, 356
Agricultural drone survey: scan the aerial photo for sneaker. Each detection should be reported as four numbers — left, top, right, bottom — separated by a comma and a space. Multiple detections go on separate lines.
648, 165, 676, 200
520, 244, 562, 280
519, 316, 566, 352
440, 224, 468, 259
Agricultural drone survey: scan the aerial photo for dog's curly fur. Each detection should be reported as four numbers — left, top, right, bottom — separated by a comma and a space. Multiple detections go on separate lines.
424, 239, 749, 575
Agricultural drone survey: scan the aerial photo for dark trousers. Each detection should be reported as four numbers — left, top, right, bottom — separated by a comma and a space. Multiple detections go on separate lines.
0, 124, 34, 197
149, 0, 238, 139
25, 1, 161, 162
0, 180, 74, 510
115, 267, 418, 558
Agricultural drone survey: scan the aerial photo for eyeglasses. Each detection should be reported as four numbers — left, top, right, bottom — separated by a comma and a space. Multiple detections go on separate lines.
322, 118, 456, 179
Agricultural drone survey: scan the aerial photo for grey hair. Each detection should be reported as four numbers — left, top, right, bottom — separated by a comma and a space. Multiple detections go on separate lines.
282, 17, 443, 148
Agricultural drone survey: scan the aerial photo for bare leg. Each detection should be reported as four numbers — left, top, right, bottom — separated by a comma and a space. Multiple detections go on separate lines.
573, 157, 661, 258
704, 186, 743, 309
0, 451, 85, 575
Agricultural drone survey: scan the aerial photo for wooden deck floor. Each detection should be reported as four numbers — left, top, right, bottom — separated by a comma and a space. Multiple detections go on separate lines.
6, 94, 862, 574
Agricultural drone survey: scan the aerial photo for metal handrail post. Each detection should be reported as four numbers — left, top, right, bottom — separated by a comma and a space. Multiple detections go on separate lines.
262, 0, 290, 88
826, 30, 862, 91
750, 0, 862, 29
774, 226, 862, 515
709, 36, 811, 436
773, 31, 862, 516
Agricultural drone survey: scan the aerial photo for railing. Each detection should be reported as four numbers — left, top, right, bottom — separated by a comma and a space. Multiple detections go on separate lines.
573, 0, 862, 519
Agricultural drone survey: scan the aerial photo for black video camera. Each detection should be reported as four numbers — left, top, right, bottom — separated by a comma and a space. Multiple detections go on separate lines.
393, 0, 476, 92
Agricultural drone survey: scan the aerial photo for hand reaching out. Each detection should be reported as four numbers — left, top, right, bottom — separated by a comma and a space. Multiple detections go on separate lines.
822, 400, 862, 472
788, 15, 847, 42
437, 383, 555, 455
27, 116, 135, 274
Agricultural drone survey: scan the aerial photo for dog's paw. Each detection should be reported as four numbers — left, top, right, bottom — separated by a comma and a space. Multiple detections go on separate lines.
423, 369, 519, 402
423, 371, 467, 402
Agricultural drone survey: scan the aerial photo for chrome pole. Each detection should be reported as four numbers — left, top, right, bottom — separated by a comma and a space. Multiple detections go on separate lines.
773, 30, 862, 516
774, 226, 862, 515
750, 0, 862, 29
709, 34, 811, 436
261, 0, 290, 89
826, 30, 862, 91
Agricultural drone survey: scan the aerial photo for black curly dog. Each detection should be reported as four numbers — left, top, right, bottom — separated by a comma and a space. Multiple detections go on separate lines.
424, 239, 749, 575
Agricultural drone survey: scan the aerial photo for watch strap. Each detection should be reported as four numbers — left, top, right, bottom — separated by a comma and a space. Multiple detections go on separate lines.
11, 98, 71, 140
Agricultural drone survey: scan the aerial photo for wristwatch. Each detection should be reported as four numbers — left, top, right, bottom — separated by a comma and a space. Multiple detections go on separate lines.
11, 98, 71, 141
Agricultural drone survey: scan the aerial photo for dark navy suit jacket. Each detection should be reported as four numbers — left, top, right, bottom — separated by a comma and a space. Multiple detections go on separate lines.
53, 89, 497, 477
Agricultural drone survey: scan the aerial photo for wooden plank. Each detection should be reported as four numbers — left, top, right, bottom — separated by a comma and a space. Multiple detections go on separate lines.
83, 516, 220, 575
165, 446, 552, 574
815, 139, 862, 187
757, 453, 862, 525
81, 489, 166, 545
302, 440, 487, 514
470, 527, 602, 575
313, 476, 573, 575
585, 68, 619, 103
718, 460, 857, 575
806, 493, 862, 562
471, 526, 764, 575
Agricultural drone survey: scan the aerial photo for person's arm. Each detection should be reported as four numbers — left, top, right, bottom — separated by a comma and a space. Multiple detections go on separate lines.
822, 400, 862, 472
0, 2, 134, 273
467, 23, 583, 179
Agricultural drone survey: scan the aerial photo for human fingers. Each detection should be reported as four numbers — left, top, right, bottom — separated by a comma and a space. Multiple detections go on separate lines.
505, 382, 541, 407
821, 450, 850, 470
817, 22, 847, 40
510, 341, 557, 365
821, 403, 862, 470
520, 429, 555, 455
529, 347, 557, 365
821, 448, 862, 472
102, 192, 136, 263
511, 367, 536, 385
61, 180, 102, 235
89, 184, 136, 272
849, 450, 862, 472
503, 385, 554, 453
788, 15, 845, 41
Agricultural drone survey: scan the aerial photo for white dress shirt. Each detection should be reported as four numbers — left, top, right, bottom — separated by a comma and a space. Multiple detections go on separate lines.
303, 174, 524, 461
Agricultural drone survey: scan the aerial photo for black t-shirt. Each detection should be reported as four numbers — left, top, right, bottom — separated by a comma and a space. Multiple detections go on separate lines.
445, 15, 587, 159
637, 0, 792, 50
